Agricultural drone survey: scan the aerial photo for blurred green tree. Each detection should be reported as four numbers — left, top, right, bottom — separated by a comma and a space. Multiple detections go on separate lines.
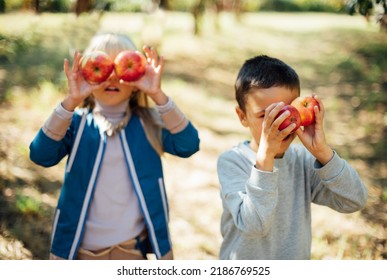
0, 0, 5, 13
348, 0, 387, 31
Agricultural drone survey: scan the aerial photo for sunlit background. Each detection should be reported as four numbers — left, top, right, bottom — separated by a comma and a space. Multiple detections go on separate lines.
0, 0, 386, 260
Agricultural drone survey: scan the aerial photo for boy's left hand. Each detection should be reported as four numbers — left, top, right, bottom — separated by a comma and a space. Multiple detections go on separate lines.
121, 46, 168, 105
295, 95, 333, 165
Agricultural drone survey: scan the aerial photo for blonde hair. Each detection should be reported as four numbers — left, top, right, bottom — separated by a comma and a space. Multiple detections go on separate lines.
82, 32, 164, 155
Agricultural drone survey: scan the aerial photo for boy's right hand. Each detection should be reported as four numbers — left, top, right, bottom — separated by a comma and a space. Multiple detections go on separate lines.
256, 102, 296, 172
62, 51, 108, 111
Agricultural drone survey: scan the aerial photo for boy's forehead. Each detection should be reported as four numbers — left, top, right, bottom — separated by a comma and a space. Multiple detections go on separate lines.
245, 87, 299, 110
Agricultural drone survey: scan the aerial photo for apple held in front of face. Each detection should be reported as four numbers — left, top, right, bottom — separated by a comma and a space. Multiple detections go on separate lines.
291, 96, 320, 126
114, 50, 147, 82
80, 51, 114, 84
275, 105, 302, 133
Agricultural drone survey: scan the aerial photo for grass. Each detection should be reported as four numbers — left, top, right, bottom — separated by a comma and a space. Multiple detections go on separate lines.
0, 10, 386, 260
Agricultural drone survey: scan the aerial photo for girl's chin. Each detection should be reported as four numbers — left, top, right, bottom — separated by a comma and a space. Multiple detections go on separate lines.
105, 90, 120, 95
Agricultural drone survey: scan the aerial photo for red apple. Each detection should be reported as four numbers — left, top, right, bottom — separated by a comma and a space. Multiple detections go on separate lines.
114, 50, 146, 82
291, 96, 320, 126
274, 105, 301, 132
80, 51, 114, 85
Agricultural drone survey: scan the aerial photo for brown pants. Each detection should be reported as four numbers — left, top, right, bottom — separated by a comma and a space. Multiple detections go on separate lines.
50, 250, 173, 260
77, 246, 145, 260
49, 231, 174, 260
77, 231, 148, 260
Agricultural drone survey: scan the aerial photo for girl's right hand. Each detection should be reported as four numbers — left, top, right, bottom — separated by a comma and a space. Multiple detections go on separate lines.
62, 51, 108, 111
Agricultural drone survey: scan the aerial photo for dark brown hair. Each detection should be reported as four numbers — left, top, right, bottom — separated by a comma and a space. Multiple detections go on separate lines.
235, 55, 300, 111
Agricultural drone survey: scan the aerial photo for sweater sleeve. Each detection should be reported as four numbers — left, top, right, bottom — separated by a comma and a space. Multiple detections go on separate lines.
156, 97, 188, 134
29, 107, 79, 167
42, 103, 74, 141
310, 151, 368, 213
159, 98, 199, 158
217, 150, 280, 235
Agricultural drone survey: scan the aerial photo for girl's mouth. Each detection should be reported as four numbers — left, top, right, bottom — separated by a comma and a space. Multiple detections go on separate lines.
105, 86, 119, 93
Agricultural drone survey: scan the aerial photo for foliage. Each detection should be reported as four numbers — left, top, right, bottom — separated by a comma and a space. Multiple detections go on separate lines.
4, 0, 71, 12
260, 0, 347, 12
0, 34, 28, 63
160, 0, 347, 13
0, 14, 101, 102
0, 0, 5, 12
3, 0, 22, 11
347, 0, 387, 16
15, 192, 41, 215
1, 0, 352, 13
0, 32, 65, 101
110, 0, 148, 12
47, 0, 71, 12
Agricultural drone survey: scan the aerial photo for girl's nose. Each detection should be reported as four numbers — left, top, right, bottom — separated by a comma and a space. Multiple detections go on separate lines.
107, 70, 119, 82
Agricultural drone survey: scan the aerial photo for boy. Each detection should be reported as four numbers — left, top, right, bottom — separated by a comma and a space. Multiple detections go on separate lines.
217, 55, 368, 260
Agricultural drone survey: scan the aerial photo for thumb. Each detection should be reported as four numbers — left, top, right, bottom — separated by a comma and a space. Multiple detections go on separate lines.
295, 127, 303, 138
295, 127, 308, 144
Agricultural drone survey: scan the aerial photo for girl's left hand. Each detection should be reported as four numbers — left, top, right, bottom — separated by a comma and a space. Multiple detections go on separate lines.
295, 95, 333, 165
122, 46, 168, 105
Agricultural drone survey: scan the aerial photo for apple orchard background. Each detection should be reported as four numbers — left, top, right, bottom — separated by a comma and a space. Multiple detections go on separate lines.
0, 11, 386, 260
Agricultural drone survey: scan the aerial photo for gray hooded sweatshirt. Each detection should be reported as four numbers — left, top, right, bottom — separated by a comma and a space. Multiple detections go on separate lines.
217, 142, 368, 260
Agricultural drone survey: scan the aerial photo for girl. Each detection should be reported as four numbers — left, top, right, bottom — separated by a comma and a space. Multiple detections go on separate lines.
29, 33, 200, 260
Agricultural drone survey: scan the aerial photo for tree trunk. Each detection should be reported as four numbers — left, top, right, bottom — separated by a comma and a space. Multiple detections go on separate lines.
33, 0, 41, 13
234, 0, 242, 22
75, 0, 94, 16
192, 0, 206, 35
158, 0, 170, 10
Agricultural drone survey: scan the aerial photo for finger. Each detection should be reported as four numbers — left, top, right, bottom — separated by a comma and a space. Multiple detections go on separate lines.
295, 126, 304, 138
72, 51, 81, 73
314, 105, 322, 126
151, 47, 159, 67
313, 95, 324, 125
143, 45, 152, 63
266, 102, 284, 116
156, 56, 164, 73
272, 110, 290, 128
313, 94, 324, 112
261, 102, 280, 129
262, 102, 285, 131
266, 102, 285, 123
144, 45, 160, 67
295, 127, 308, 145
64, 58, 70, 78
143, 45, 150, 55
279, 122, 297, 137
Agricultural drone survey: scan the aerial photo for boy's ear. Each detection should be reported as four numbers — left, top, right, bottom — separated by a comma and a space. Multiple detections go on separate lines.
235, 106, 248, 127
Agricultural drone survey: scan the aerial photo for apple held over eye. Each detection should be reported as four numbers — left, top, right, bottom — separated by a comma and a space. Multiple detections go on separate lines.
275, 105, 302, 132
291, 96, 320, 126
80, 51, 114, 84
114, 50, 147, 82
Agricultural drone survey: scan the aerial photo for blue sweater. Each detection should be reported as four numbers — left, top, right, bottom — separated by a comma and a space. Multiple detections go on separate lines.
30, 109, 200, 259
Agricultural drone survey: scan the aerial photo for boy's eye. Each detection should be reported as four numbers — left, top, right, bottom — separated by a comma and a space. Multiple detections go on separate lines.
254, 111, 265, 119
